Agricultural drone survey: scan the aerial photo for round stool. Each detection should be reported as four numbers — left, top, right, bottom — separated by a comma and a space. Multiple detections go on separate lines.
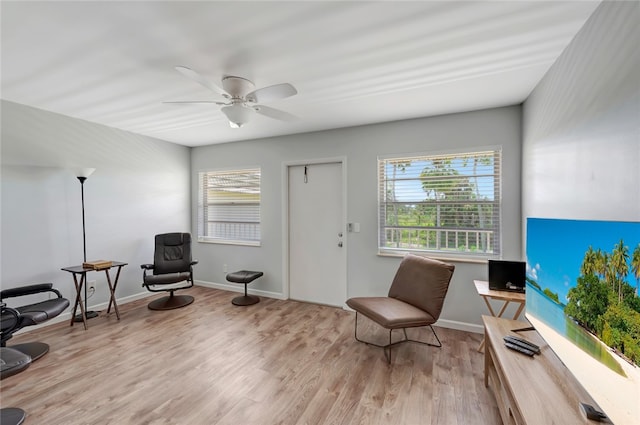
226, 270, 263, 306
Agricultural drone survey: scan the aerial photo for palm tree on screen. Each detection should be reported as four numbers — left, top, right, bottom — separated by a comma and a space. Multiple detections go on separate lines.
611, 239, 630, 303
580, 246, 597, 276
631, 243, 640, 296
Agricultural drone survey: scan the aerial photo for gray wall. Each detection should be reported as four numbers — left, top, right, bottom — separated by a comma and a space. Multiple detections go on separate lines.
521, 3, 639, 422
1, 100, 191, 314
523, 1, 639, 223
192, 105, 523, 331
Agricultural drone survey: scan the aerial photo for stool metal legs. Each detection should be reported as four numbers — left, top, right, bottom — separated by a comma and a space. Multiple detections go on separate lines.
232, 283, 260, 306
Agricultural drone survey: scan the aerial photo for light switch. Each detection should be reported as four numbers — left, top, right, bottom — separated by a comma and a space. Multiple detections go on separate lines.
353, 222, 360, 232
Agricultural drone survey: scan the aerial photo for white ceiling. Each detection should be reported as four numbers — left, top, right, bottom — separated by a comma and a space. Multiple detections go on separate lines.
1, 1, 600, 147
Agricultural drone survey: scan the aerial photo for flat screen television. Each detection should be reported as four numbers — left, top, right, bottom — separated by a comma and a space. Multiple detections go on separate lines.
525, 218, 640, 424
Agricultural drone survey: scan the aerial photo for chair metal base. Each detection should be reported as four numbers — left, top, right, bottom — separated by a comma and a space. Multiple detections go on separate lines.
0, 347, 32, 380
232, 295, 260, 306
0, 408, 26, 425
9, 342, 50, 363
353, 312, 442, 364
148, 294, 194, 310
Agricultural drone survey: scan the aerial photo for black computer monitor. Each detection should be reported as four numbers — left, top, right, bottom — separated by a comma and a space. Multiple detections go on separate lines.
488, 260, 526, 292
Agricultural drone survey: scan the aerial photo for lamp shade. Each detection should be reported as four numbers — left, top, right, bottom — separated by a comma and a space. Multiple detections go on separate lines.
76, 168, 96, 178
221, 104, 254, 128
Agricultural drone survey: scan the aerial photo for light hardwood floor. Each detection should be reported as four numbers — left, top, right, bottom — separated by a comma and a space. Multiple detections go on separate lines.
1, 287, 501, 424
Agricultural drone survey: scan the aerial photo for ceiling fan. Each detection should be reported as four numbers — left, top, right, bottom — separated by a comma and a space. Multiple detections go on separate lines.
166, 66, 298, 128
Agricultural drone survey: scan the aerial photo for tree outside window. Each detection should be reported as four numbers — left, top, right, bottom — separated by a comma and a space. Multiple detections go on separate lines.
378, 149, 501, 258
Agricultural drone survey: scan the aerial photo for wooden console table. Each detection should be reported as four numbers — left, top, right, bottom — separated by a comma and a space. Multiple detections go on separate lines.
483, 316, 604, 425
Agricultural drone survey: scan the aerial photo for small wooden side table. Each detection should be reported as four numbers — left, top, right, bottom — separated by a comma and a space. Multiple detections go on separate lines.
61, 261, 127, 330
474, 279, 525, 352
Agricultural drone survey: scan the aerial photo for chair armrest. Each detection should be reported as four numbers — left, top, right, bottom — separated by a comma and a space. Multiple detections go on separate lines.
141, 264, 154, 270
1, 303, 20, 321
1, 283, 59, 300
0, 303, 21, 334
191, 260, 198, 266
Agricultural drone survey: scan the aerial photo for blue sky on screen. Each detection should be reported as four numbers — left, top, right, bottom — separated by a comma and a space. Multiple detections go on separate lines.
526, 218, 640, 303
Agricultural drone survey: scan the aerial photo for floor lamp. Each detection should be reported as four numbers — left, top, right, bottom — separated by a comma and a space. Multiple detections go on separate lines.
74, 168, 99, 322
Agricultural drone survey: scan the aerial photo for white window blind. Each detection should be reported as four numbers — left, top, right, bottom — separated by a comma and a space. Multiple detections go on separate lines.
197, 168, 261, 245
378, 149, 501, 258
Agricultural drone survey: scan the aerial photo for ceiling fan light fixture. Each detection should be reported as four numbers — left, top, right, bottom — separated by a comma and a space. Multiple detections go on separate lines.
222, 104, 253, 128
169, 67, 297, 129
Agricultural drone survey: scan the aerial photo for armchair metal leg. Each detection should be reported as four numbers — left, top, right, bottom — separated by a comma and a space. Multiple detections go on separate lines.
353, 312, 442, 364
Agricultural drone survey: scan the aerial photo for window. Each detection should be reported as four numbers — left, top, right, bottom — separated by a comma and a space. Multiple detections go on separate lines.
378, 149, 501, 259
197, 168, 261, 245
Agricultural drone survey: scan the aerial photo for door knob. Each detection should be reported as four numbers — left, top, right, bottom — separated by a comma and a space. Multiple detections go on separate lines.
338, 241, 343, 247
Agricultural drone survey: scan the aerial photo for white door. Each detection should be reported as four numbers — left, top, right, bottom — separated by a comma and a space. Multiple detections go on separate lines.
288, 162, 346, 307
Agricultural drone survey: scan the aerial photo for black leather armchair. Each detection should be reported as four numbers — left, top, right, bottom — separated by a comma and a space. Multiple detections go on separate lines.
1, 283, 70, 361
141, 232, 198, 310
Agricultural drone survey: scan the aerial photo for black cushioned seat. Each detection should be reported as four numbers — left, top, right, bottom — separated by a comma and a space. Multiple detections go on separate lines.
15, 299, 70, 327
1, 284, 70, 361
226, 270, 263, 306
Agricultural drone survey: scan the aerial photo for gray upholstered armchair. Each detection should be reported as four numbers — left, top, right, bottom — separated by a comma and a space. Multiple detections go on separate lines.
141, 232, 198, 310
346, 254, 455, 363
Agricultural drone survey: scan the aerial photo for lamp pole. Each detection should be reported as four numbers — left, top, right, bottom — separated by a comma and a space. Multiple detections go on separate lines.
78, 176, 88, 262
74, 169, 98, 321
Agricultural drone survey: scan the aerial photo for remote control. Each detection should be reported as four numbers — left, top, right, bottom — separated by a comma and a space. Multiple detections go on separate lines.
504, 341, 535, 356
503, 335, 541, 354
579, 402, 608, 422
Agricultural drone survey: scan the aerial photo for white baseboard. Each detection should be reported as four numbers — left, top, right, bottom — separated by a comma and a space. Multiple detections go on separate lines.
435, 319, 484, 334
194, 280, 286, 300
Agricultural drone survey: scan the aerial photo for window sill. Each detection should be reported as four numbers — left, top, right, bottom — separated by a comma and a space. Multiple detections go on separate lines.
197, 238, 261, 247
377, 250, 493, 264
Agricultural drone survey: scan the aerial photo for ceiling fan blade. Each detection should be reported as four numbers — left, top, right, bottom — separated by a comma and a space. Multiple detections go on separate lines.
246, 83, 297, 103
253, 105, 298, 121
175, 66, 229, 98
163, 100, 228, 105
